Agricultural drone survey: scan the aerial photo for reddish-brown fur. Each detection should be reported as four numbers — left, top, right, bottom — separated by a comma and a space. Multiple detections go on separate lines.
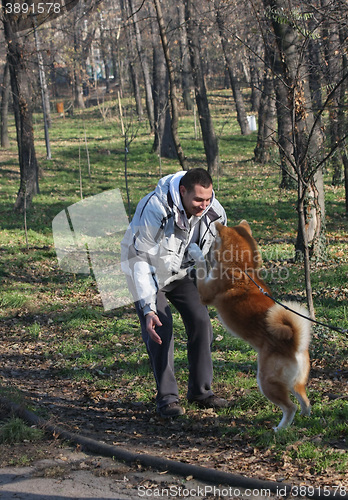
191, 221, 311, 430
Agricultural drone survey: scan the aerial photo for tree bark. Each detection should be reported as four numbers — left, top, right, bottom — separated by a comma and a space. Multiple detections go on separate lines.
3, 14, 39, 211
121, 0, 143, 117
150, 7, 176, 158
1, 61, 10, 148
249, 49, 263, 113
35, 28, 51, 129
153, 0, 187, 169
337, 3, 348, 213
275, 69, 297, 189
151, 30, 168, 155
254, 66, 276, 164
185, 0, 219, 174
177, 3, 193, 111
307, 16, 322, 115
265, 35, 297, 188
73, 9, 85, 110
99, 12, 111, 94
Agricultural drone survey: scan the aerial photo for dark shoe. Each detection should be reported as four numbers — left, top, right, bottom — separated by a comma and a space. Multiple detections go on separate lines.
190, 395, 229, 409
157, 402, 185, 418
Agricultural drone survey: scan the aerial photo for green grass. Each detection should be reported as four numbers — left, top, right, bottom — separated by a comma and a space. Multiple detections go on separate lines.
0, 417, 44, 444
0, 93, 347, 478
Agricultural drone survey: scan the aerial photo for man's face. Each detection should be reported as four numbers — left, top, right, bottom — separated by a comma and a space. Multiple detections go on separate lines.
179, 183, 213, 218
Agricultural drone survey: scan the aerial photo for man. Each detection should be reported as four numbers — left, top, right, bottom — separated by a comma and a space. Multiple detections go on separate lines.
121, 168, 228, 418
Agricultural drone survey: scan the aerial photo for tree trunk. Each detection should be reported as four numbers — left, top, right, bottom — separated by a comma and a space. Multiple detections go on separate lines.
177, 3, 193, 111
73, 26, 85, 109
307, 16, 323, 115
33, 21, 51, 160
121, 0, 143, 117
1, 61, 10, 148
185, 0, 219, 174
344, 152, 348, 216
254, 66, 276, 164
128, 59, 143, 117
268, 38, 297, 188
73, 65, 85, 109
99, 13, 111, 94
275, 72, 297, 190
151, 33, 167, 154
338, 5, 348, 213
129, 0, 154, 131
214, 1, 250, 136
153, 0, 187, 169
34, 27, 51, 129
150, 10, 176, 158
110, 31, 118, 84
3, 15, 39, 211
249, 51, 263, 113
161, 106, 177, 159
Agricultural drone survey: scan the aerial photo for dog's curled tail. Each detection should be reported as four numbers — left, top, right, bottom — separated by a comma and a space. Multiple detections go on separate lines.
266, 301, 311, 351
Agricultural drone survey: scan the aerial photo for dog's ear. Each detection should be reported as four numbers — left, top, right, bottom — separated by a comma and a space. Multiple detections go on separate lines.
239, 220, 252, 235
215, 222, 224, 233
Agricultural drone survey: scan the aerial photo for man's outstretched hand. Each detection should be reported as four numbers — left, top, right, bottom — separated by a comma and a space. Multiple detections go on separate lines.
145, 312, 163, 344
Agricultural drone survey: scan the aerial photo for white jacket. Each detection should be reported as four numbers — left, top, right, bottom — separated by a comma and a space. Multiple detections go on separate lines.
121, 171, 226, 314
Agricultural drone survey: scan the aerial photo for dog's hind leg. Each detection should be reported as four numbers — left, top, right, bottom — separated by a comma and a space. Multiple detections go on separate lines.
292, 383, 311, 416
292, 351, 311, 416
258, 373, 298, 431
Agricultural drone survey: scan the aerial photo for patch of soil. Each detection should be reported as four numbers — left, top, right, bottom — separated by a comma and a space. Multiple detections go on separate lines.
0, 320, 347, 493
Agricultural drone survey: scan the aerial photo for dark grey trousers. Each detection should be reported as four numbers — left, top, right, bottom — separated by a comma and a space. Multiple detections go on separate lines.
135, 275, 214, 409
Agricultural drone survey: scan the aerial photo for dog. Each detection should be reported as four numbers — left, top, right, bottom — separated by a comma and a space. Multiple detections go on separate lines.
188, 220, 311, 431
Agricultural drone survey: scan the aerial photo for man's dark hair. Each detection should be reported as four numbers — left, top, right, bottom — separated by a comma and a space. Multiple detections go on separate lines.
179, 168, 213, 193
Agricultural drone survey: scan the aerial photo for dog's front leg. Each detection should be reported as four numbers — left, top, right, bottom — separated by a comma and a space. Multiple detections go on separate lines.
188, 244, 216, 305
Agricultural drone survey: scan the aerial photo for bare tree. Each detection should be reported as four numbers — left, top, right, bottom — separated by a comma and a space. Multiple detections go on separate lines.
149, 4, 176, 158
2, 10, 39, 211
184, 0, 219, 174
153, 0, 187, 170
177, 3, 193, 111
99, 11, 111, 94
120, 0, 143, 117
72, 2, 86, 109
261, 0, 348, 316
128, 0, 155, 131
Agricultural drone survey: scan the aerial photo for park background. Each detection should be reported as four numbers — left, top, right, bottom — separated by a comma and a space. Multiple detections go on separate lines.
0, 0, 347, 491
